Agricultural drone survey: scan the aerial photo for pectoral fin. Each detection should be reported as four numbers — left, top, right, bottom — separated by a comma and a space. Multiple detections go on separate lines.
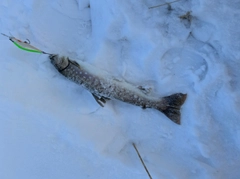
69, 59, 81, 68
92, 94, 110, 107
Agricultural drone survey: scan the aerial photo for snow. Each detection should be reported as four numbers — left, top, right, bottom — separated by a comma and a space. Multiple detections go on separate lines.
0, 0, 240, 178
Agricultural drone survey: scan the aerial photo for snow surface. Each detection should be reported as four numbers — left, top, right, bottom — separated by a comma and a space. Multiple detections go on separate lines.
0, 0, 240, 178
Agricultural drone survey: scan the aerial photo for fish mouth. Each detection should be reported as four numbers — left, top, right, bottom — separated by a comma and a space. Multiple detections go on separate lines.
49, 54, 57, 60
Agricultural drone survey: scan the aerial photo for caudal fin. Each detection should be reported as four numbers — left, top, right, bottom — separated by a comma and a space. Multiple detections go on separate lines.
159, 93, 187, 125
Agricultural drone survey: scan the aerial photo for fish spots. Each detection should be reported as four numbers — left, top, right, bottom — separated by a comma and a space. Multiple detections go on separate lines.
60, 58, 159, 112
94, 79, 99, 85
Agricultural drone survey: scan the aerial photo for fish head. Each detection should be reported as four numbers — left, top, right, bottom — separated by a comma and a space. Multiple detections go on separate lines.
49, 54, 69, 71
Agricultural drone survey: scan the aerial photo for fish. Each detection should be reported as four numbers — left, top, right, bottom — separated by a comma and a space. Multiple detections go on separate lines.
49, 54, 187, 124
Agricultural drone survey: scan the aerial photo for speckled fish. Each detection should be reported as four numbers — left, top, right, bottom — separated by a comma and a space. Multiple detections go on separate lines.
49, 54, 187, 124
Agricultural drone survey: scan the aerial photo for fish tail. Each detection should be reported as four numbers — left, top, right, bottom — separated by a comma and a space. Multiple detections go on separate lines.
158, 93, 187, 125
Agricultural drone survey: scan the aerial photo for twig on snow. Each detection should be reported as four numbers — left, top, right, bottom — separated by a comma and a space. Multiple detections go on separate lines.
132, 143, 152, 179
149, 0, 181, 9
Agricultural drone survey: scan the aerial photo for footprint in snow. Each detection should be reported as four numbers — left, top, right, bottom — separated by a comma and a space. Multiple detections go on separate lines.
160, 48, 208, 87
